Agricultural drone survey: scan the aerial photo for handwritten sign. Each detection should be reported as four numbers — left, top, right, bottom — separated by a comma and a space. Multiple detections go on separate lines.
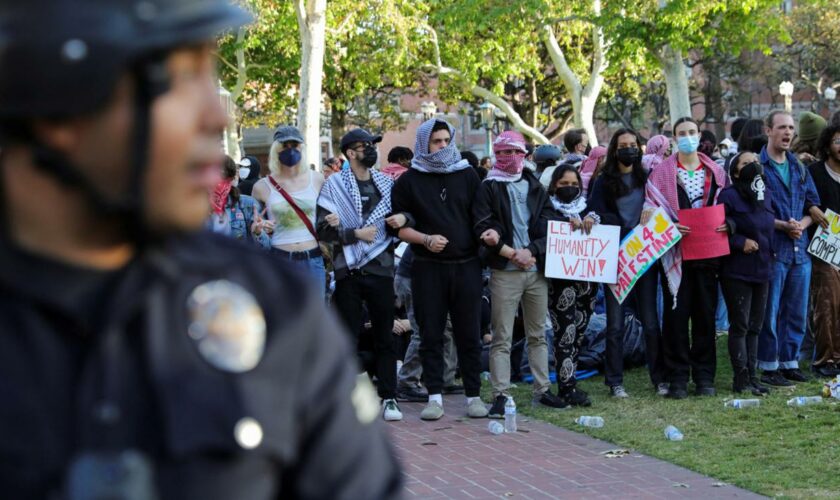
545, 221, 621, 283
808, 209, 840, 269
677, 205, 730, 261
609, 207, 681, 304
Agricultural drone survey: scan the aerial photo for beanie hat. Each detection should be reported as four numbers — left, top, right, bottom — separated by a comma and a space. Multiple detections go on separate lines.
798, 111, 826, 142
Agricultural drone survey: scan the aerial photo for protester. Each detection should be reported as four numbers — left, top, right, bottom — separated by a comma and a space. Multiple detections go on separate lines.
252, 126, 327, 298
474, 131, 567, 416
546, 165, 599, 406
643, 117, 728, 398
0, 1, 402, 497
719, 151, 775, 395
757, 110, 823, 386
564, 128, 590, 164
534, 143, 563, 187
729, 117, 748, 154
580, 146, 608, 198
807, 124, 840, 377
590, 128, 665, 397
323, 156, 343, 179
237, 155, 262, 195
480, 156, 493, 171
831, 110, 840, 128
641, 135, 670, 172
208, 155, 269, 246
737, 119, 766, 154
461, 150, 486, 180
382, 146, 413, 180
792, 111, 826, 165
391, 118, 488, 420
317, 128, 406, 421
699, 129, 725, 167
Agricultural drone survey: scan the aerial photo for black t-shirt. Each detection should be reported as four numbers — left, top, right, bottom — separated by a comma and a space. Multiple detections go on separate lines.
356, 178, 380, 220
391, 167, 480, 261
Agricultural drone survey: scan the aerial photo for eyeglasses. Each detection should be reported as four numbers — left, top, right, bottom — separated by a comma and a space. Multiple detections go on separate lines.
350, 142, 373, 152
832, 139, 840, 146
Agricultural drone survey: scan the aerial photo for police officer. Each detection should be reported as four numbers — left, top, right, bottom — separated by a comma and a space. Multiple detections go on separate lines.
0, 1, 401, 499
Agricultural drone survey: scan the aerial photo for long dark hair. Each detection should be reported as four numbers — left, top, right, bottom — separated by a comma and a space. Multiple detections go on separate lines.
222, 155, 240, 206
548, 164, 583, 197
817, 124, 840, 162
601, 128, 646, 199
737, 119, 764, 153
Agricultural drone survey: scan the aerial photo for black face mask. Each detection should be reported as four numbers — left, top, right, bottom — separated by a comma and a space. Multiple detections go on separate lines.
616, 147, 640, 166
734, 162, 765, 204
555, 186, 581, 203
360, 146, 378, 168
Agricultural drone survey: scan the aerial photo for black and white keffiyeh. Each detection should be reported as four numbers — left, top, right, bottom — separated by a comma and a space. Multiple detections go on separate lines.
317, 167, 394, 270
410, 118, 470, 174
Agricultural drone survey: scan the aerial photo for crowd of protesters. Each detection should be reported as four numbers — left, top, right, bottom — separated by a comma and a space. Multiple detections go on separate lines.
210, 107, 840, 421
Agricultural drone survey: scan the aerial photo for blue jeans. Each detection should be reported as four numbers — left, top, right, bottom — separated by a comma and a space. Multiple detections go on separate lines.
715, 285, 729, 332
271, 248, 326, 301
758, 258, 811, 371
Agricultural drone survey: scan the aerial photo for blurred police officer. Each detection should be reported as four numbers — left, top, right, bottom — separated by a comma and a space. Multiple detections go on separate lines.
0, 1, 401, 499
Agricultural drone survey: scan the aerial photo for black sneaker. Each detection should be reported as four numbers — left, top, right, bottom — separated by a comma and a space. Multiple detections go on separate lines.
561, 388, 592, 407
812, 364, 840, 378
666, 384, 688, 399
695, 384, 716, 396
781, 368, 808, 382
760, 370, 794, 387
395, 386, 428, 402
442, 384, 465, 395
749, 377, 771, 394
488, 395, 507, 419
532, 390, 570, 409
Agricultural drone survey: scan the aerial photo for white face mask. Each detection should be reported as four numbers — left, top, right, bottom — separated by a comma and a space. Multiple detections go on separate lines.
239, 168, 251, 180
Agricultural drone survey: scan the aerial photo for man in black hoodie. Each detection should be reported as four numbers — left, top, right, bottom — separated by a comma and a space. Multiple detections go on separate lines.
237, 155, 262, 196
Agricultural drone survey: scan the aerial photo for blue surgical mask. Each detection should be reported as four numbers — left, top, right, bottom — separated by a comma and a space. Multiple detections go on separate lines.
278, 148, 301, 167
677, 136, 700, 154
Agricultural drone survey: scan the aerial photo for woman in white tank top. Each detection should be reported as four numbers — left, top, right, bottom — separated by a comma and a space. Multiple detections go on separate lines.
253, 125, 326, 299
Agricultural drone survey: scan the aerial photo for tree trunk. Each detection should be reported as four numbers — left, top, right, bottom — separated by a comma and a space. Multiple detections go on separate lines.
295, 0, 327, 171
703, 61, 725, 140
660, 45, 691, 123
330, 108, 347, 159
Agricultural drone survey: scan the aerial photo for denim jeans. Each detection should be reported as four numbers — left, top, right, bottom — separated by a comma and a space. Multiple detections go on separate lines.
715, 284, 730, 332
758, 258, 811, 371
271, 249, 326, 301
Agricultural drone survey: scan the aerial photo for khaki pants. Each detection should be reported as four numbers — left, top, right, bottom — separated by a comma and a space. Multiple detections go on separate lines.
489, 270, 550, 396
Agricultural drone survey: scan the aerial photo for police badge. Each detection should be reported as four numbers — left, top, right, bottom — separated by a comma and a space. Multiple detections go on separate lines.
186, 280, 266, 373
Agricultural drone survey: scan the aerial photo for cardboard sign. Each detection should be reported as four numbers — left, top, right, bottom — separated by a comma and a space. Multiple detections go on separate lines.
808, 209, 840, 269
677, 205, 730, 261
545, 221, 621, 283
609, 207, 681, 304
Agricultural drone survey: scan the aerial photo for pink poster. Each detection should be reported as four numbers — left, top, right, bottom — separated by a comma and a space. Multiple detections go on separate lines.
677, 205, 730, 261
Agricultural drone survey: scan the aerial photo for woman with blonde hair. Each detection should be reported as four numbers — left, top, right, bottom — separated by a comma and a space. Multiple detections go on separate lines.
252, 125, 327, 298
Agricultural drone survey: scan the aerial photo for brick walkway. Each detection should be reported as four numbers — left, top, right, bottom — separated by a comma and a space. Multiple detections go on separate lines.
386, 395, 764, 499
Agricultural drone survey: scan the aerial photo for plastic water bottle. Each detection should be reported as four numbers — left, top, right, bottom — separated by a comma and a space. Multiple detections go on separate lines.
664, 425, 684, 441
504, 397, 517, 433
488, 421, 504, 435
724, 399, 761, 409
575, 416, 604, 428
787, 396, 823, 407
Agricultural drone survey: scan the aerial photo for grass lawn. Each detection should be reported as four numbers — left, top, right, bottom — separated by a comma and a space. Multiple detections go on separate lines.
488, 337, 840, 498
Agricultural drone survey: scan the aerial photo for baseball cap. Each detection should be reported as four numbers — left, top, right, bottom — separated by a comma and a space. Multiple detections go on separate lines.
273, 125, 304, 144
340, 128, 383, 153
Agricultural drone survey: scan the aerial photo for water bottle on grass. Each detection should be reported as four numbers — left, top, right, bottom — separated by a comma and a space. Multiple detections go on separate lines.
787, 396, 822, 407
724, 399, 760, 409
664, 425, 684, 441
575, 416, 604, 428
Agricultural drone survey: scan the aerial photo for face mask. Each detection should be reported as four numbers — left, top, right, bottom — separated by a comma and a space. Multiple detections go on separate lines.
239, 167, 251, 180
677, 135, 700, 154
494, 153, 525, 175
555, 186, 581, 203
278, 148, 301, 167
360, 146, 378, 168
735, 162, 765, 202
616, 147, 640, 166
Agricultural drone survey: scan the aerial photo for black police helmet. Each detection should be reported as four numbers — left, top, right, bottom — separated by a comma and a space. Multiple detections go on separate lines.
0, 0, 251, 119
533, 144, 562, 166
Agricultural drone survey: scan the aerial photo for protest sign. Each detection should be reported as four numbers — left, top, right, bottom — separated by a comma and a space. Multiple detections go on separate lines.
808, 208, 840, 269
677, 205, 730, 260
545, 221, 620, 283
609, 207, 681, 304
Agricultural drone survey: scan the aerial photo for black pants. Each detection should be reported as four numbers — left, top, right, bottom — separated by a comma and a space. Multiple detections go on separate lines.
412, 258, 483, 397
549, 279, 596, 393
333, 272, 396, 399
661, 265, 718, 387
604, 265, 664, 387
721, 277, 769, 380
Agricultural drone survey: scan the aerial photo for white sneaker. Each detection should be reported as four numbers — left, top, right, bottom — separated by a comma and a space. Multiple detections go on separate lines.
382, 399, 403, 421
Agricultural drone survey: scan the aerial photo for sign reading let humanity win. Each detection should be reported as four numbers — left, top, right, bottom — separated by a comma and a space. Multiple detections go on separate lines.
608, 207, 681, 304
544, 221, 621, 283
808, 208, 840, 269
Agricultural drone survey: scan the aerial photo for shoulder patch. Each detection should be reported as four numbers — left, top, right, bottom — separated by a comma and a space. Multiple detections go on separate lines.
187, 280, 266, 373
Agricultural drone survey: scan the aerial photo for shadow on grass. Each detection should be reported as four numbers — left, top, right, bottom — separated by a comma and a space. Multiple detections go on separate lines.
483, 337, 840, 499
